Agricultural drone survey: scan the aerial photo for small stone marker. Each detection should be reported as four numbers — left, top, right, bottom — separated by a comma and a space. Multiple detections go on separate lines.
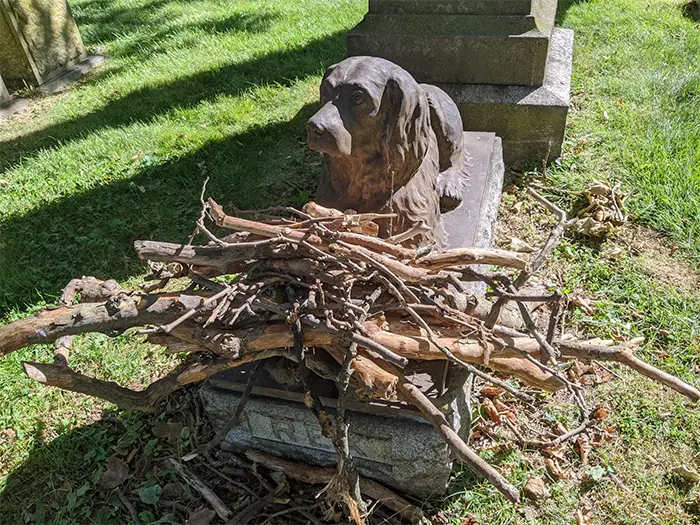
0, 0, 86, 89
347, 0, 574, 166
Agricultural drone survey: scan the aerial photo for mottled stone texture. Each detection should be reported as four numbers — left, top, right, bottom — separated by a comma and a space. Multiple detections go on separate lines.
201, 383, 454, 498
0, 75, 9, 101
347, 0, 573, 166
0, 0, 85, 88
348, 0, 558, 87
439, 28, 573, 165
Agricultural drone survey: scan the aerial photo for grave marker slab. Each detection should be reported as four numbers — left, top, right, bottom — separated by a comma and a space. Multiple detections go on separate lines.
0, 0, 86, 89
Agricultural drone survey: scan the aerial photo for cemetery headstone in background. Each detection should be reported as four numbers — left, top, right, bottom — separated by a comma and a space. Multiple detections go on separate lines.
0, 74, 9, 101
0, 0, 86, 89
347, 0, 574, 166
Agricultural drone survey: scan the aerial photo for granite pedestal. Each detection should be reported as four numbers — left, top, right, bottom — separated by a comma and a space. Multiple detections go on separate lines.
347, 0, 573, 166
201, 132, 505, 497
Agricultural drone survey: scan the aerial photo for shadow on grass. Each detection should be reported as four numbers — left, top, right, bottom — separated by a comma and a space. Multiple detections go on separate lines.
0, 30, 343, 172
0, 100, 324, 313
682, 0, 700, 22
556, 0, 590, 24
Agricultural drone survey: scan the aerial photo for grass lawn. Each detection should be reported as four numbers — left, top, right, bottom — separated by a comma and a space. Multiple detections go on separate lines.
0, 0, 699, 523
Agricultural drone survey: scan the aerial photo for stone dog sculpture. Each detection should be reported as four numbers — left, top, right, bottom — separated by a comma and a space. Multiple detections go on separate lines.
306, 56, 469, 247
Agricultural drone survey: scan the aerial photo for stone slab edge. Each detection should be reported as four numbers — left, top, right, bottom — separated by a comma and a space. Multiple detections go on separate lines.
438, 28, 573, 164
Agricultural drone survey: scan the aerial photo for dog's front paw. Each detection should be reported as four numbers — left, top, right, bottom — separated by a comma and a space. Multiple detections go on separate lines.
437, 169, 467, 213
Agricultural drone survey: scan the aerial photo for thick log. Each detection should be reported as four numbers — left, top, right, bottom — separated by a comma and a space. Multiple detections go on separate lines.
0, 292, 212, 356
22, 350, 284, 411
416, 248, 529, 271
556, 340, 700, 401
245, 450, 424, 523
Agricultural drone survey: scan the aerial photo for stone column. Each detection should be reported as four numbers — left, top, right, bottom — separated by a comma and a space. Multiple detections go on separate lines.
347, 0, 574, 166
0, 0, 86, 89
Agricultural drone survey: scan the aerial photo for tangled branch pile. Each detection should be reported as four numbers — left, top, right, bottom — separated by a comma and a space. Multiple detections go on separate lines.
1, 190, 698, 522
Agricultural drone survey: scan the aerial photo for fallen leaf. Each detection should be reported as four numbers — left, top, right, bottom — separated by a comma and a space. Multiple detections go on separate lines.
0, 179, 9, 188
672, 465, 700, 482
186, 506, 216, 525
480, 386, 505, 398
524, 477, 550, 501
593, 407, 609, 420
152, 420, 184, 445
139, 483, 162, 505
509, 237, 537, 253
481, 398, 502, 424
576, 435, 591, 464
98, 457, 129, 491
545, 458, 567, 480
575, 509, 591, 525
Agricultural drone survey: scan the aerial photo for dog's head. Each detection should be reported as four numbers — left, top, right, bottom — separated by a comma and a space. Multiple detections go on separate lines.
307, 56, 431, 184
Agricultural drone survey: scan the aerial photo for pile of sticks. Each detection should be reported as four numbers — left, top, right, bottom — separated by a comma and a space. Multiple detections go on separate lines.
1, 189, 698, 522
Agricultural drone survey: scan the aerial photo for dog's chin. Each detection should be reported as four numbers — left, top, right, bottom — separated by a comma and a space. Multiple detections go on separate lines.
307, 133, 351, 158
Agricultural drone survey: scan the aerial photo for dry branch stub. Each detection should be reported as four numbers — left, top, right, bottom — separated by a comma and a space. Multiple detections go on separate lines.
1, 196, 698, 522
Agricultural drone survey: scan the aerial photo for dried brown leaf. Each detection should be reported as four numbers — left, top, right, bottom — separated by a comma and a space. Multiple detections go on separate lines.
99, 456, 130, 491
186, 506, 216, 525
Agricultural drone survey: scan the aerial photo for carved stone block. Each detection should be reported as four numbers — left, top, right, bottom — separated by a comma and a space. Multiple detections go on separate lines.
0, 0, 86, 89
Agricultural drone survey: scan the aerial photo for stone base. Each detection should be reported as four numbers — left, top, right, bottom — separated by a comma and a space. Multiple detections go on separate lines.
202, 132, 505, 497
442, 132, 504, 250
437, 28, 573, 166
39, 54, 106, 93
201, 380, 454, 498
347, 0, 558, 87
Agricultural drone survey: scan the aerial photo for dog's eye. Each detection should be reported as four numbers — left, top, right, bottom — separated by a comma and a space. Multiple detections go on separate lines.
350, 90, 365, 105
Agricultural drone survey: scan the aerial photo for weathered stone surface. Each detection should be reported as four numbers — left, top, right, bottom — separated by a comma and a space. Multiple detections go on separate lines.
0, 0, 86, 88
347, 0, 558, 86
438, 28, 573, 165
370, 0, 534, 15
0, 75, 9, 101
201, 382, 454, 498
40, 54, 106, 93
442, 132, 504, 250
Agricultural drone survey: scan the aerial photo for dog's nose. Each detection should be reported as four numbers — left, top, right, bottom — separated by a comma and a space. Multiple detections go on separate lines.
307, 120, 325, 137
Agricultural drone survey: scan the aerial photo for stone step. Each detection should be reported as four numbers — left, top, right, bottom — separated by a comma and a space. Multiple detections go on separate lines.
357, 13, 541, 35
370, 0, 534, 15
348, 26, 551, 86
437, 28, 574, 166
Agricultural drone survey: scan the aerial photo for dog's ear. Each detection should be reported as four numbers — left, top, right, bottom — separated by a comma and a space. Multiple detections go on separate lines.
381, 76, 431, 182
319, 64, 338, 101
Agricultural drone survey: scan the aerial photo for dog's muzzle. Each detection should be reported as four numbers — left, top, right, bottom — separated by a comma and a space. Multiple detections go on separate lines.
306, 102, 352, 157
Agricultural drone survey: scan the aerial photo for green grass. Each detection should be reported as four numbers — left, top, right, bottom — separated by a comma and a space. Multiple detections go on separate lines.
1, 0, 700, 523
553, 0, 700, 260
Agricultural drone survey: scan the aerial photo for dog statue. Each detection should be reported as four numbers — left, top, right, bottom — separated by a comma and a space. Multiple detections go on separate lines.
306, 56, 469, 247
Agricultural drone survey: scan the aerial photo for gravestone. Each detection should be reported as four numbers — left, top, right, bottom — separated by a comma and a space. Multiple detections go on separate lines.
201, 131, 504, 497
347, 0, 573, 166
0, 0, 86, 89
0, 74, 9, 101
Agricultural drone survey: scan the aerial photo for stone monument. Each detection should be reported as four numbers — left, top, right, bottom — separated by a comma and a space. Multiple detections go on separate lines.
0, 74, 9, 101
0, 0, 95, 91
347, 0, 574, 166
202, 57, 505, 497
